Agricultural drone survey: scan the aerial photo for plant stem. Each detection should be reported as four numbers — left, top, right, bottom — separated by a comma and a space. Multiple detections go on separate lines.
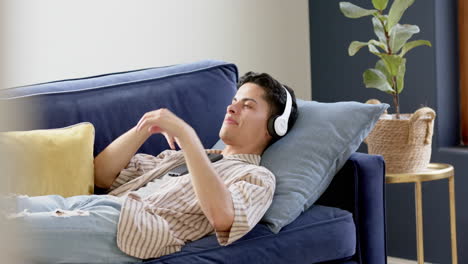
392, 76, 400, 119
392, 94, 400, 119
379, 17, 392, 54
381, 15, 399, 118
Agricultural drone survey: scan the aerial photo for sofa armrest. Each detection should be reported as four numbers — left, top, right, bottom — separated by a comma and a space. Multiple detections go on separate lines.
315, 152, 387, 264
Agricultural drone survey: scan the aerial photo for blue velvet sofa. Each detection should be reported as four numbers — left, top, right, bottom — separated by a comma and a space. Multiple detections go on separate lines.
0, 60, 387, 264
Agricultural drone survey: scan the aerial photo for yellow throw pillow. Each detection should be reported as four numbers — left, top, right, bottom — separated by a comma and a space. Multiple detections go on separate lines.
0, 122, 95, 197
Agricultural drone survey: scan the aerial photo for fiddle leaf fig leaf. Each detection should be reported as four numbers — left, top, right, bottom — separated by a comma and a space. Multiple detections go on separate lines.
372, 17, 387, 44
369, 39, 388, 52
399, 40, 432, 57
349, 40, 387, 56
372, 0, 389, 11
340, 2, 378, 18
375, 59, 392, 83
396, 58, 407, 93
379, 53, 404, 76
389, 24, 420, 54
363, 68, 395, 94
368, 43, 381, 54
349, 41, 370, 56
387, 0, 415, 31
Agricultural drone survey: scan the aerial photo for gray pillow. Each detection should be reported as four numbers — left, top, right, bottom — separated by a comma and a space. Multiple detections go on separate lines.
212, 99, 388, 234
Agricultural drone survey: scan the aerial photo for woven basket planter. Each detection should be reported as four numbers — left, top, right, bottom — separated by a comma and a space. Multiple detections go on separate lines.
364, 105, 436, 174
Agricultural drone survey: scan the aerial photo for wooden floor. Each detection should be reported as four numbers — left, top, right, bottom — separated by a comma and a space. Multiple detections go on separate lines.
388, 256, 435, 264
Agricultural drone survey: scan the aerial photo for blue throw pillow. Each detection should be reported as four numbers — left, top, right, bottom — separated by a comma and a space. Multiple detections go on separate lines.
212, 99, 388, 233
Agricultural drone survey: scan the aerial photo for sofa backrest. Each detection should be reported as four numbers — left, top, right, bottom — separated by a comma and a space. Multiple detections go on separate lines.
0, 60, 238, 157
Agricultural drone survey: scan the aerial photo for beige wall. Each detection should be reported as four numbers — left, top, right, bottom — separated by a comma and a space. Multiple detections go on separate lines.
2, 0, 311, 99
1, 0, 31, 261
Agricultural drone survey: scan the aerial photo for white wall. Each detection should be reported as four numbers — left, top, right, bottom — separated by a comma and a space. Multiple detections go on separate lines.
2, 0, 311, 99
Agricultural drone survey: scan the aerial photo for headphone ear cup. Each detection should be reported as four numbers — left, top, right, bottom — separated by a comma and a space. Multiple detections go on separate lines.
267, 116, 279, 139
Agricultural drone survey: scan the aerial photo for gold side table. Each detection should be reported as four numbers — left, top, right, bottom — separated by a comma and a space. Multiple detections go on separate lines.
386, 163, 458, 264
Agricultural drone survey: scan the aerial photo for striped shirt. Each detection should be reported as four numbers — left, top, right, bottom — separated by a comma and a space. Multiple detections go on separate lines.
107, 149, 275, 259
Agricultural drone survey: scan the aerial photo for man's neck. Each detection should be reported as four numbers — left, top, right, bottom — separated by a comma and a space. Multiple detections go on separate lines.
221, 144, 264, 156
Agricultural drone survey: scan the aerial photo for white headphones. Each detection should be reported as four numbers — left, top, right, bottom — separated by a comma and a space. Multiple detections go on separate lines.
267, 85, 292, 138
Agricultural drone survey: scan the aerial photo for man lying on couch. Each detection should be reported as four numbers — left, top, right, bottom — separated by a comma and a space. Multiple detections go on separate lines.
7, 72, 298, 263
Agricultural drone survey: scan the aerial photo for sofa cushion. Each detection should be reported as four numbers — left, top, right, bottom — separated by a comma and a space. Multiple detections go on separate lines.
143, 205, 356, 264
261, 99, 388, 233
0, 122, 95, 197
214, 99, 388, 233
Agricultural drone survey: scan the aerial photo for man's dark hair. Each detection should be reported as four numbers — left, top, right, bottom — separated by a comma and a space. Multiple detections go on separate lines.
237, 71, 299, 144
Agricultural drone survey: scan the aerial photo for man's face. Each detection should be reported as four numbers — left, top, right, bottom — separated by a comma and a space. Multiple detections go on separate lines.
219, 82, 272, 149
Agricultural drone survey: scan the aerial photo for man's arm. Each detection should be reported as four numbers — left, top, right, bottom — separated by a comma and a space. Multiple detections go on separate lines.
177, 128, 234, 232
136, 109, 235, 232
94, 126, 151, 189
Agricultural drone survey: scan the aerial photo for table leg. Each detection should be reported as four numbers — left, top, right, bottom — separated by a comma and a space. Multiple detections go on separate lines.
449, 175, 458, 264
415, 181, 424, 264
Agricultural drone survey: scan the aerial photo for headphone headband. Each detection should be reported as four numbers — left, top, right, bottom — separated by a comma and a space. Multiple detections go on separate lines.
268, 85, 292, 138
280, 85, 292, 123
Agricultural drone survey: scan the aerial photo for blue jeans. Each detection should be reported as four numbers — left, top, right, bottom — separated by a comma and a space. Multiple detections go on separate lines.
4, 194, 143, 264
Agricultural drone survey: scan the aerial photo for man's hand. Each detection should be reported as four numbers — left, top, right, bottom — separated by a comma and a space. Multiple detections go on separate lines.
135, 108, 191, 150
94, 108, 191, 189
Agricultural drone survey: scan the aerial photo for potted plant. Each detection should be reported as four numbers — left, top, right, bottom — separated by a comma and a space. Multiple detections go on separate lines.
339, 0, 435, 173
